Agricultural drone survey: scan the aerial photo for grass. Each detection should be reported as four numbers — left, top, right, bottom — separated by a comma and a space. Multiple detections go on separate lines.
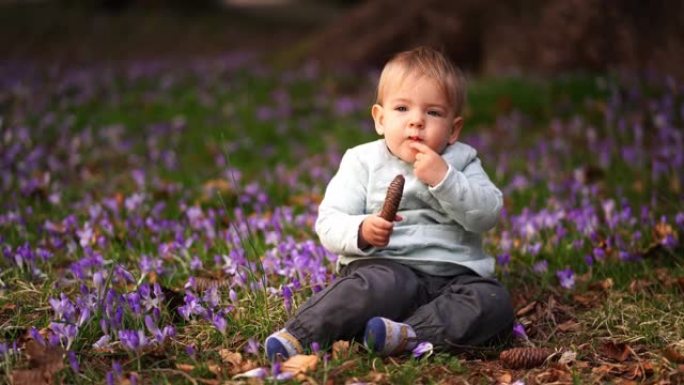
1, 28, 683, 385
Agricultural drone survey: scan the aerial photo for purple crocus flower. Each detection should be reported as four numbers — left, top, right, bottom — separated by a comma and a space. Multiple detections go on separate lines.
144, 315, 176, 343
76, 307, 91, 327
29, 327, 45, 346
93, 271, 105, 295
185, 344, 196, 357
139, 283, 163, 311
527, 242, 543, 256
532, 260, 548, 274
0, 342, 16, 356
203, 287, 220, 308
125, 193, 144, 212
190, 256, 202, 270
184, 277, 196, 291
139, 255, 163, 275
49, 294, 76, 323
114, 265, 135, 284
676, 212, 684, 227
282, 286, 293, 312
272, 361, 294, 381
76, 224, 94, 248
106, 371, 115, 385
244, 338, 260, 355
92, 335, 112, 350
125, 292, 142, 315
234, 367, 268, 380
68, 351, 79, 373
14, 242, 34, 270
513, 323, 528, 340
211, 314, 228, 335
556, 268, 575, 289
497, 253, 510, 267
411, 342, 434, 358
661, 234, 677, 248
112, 360, 122, 377
49, 322, 78, 349
593, 247, 606, 261
118, 329, 148, 351
178, 293, 206, 319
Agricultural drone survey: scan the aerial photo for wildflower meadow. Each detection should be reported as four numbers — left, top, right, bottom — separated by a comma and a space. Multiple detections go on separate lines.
1, 52, 683, 384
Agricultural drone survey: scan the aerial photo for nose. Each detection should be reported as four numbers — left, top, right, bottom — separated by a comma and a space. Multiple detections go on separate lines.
409, 111, 424, 128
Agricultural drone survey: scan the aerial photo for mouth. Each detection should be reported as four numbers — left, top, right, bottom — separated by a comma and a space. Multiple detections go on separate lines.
407, 136, 422, 142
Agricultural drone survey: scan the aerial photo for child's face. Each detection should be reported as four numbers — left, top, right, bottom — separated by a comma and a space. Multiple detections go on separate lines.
372, 74, 463, 163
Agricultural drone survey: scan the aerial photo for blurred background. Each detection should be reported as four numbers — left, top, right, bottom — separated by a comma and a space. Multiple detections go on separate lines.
1, 0, 683, 78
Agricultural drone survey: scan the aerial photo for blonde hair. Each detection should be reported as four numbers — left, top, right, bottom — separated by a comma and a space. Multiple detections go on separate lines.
376, 46, 466, 115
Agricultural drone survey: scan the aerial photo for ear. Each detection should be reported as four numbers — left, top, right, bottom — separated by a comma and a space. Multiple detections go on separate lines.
371, 104, 385, 136
448, 116, 463, 144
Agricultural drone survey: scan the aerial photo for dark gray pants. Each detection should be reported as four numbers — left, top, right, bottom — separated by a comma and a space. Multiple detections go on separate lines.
285, 259, 514, 353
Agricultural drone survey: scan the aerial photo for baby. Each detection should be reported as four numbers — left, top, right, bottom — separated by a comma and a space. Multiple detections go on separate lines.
265, 46, 514, 360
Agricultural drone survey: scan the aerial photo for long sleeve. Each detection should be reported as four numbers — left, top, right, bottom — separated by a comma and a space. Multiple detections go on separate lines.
428, 157, 503, 233
315, 149, 374, 255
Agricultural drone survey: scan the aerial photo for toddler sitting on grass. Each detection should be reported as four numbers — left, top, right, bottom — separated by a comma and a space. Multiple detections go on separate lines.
265, 46, 513, 360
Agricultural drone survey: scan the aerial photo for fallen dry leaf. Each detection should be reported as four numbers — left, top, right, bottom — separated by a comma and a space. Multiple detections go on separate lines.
589, 278, 614, 292
219, 349, 243, 367
628, 279, 654, 294
557, 319, 581, 332
327, 359, 358, 379
202, 178, 232, 201
497, 372, 512, 384
366, 370, 388, 383
653, 221, 674, 241
592, 363, 619, 381
677, 277, 684, 292
281, 354, 319, 376
572, 293, 599, 307
516, 301, 537, 317
624, 361, 654, 380
11, 370, 52, 385
534, 367, 573, 383
332, 340, 351, 360
176, 363, 196, 372
558, 350, 577, 366
600, 341, 631, 362
664, 340, 684, 363
206, 361, 222, 375
11, 340, 65, 385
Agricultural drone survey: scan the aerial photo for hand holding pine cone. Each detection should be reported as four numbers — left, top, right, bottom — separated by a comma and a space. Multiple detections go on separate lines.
499, 347, 554, 369
379, 175, 405, 221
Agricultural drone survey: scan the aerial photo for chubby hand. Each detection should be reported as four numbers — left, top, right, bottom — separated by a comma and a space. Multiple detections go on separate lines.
409, 141, 448, 187
358, 214, 402, 249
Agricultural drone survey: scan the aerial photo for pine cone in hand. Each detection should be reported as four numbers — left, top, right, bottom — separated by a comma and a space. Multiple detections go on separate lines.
499, 347, 553, 369
379, 175, 405, 221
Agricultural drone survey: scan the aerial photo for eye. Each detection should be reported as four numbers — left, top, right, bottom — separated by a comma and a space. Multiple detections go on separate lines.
394, 106, 407, 112
427, 110, 442, 117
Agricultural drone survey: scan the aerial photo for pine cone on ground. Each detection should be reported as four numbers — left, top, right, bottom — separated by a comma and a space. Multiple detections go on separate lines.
500, 347, 554, 369
379, 175, 405, 221
193, 277, 231, 292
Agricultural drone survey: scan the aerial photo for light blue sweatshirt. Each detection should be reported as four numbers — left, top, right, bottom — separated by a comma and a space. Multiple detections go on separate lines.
315, 139, 502, 277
